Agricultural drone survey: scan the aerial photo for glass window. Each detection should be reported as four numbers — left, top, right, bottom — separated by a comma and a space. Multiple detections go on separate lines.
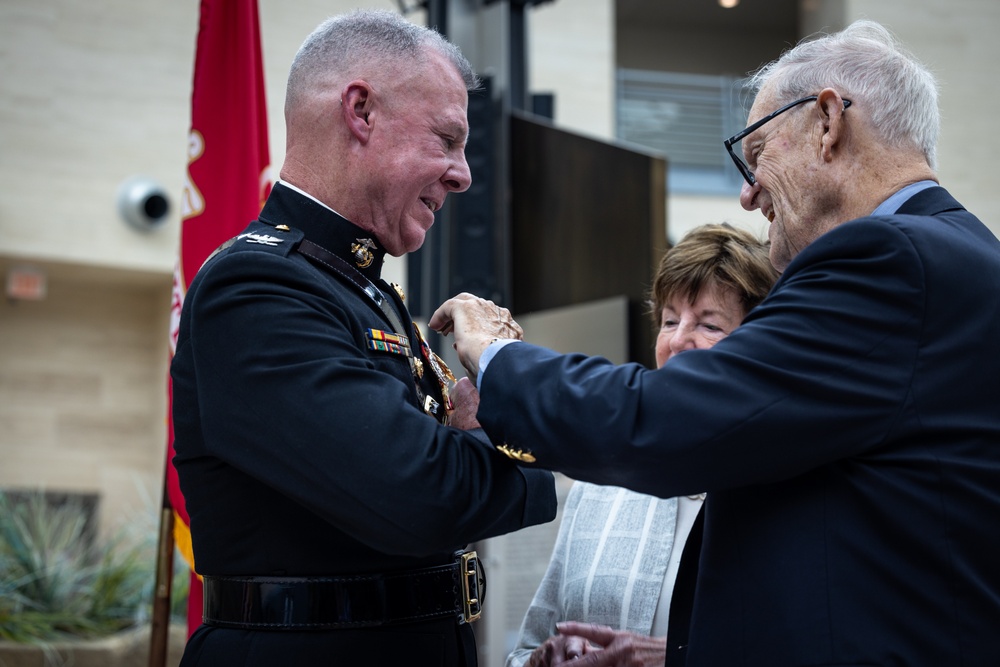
616, 69, 748, 195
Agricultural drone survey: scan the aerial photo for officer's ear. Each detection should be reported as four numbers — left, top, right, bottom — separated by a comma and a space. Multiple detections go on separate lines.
342, 81, 375, 144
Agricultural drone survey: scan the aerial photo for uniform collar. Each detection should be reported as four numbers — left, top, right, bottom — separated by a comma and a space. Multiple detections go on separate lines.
258, 181, 388, 282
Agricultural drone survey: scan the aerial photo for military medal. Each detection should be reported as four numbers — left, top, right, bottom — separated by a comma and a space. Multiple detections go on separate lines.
351, 238, 376, 268
427, 348, 456, 408
412, 325, 457, 418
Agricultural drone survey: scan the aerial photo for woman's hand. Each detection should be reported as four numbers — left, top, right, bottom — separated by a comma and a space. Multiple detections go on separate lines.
526, 631, 595, 667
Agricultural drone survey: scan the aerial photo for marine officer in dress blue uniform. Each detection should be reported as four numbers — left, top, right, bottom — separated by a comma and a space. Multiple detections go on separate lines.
170, 10, 556, 667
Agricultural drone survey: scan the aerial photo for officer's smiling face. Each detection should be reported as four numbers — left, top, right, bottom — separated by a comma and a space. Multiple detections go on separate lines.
364, 47, 472, 256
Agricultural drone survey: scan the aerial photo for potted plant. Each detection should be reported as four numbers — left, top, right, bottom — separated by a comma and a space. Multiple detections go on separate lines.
0, 489, 188, 667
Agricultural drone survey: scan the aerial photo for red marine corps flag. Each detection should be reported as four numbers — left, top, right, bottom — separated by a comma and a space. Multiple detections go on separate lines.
152, 0, 271, 657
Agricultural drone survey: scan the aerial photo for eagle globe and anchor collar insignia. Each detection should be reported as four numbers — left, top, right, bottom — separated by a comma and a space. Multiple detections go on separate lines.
351, 238, 376, 268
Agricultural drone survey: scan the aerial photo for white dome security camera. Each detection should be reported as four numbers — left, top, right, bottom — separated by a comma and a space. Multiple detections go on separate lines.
117, 176, 171, 230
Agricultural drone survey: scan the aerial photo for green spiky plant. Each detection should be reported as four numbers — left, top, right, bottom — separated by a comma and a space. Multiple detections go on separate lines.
0, 489, 187, 643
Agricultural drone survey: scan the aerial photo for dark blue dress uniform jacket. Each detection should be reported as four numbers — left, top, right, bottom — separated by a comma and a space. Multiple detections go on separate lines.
170, 183, 556, 666
478, 187, 1000, 666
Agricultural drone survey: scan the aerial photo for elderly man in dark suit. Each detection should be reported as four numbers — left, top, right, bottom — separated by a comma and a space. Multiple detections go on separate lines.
170, 9, 556, 667
431, 20, 1000, 667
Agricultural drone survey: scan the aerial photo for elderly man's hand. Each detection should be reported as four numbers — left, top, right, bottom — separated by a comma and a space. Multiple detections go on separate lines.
428, 293, 523, 382
550, 622, 668, 667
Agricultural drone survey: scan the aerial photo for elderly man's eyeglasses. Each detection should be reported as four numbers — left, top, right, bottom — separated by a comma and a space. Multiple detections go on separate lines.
724, 95, 852, 187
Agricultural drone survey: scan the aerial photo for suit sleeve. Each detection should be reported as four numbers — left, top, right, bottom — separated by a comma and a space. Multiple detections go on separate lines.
182, 249, 556, 556
478, 219, 925, 498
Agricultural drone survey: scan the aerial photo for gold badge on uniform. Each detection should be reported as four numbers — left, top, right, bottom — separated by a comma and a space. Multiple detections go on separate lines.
351, 238, 376, 268
497, 443, 536, 463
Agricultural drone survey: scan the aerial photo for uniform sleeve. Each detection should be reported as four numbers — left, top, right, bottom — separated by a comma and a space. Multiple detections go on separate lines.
181, 249, 556, 555
479, 219, 925, 498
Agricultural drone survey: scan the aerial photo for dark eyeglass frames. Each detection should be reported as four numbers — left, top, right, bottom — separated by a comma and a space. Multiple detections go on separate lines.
724, 95, 852, 187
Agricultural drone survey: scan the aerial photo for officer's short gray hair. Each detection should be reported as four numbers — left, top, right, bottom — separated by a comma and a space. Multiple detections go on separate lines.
747, 19, 939, 169
286, 9, 479, 112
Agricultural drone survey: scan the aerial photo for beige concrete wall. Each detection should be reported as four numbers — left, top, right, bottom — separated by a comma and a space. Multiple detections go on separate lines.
528, 0, 615, 141
0, 257, 171, 535
618, 25, 795, 78
0, 1, 195, 273
668, 194, 770, 245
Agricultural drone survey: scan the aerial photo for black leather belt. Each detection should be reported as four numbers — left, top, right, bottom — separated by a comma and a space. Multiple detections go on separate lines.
202, 551, 485, 630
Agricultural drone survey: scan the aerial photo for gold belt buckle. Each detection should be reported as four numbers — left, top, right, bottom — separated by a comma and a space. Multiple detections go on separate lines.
458, 550, 485, 624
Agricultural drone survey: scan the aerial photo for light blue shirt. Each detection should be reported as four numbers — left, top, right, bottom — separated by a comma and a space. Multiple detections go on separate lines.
871, 180, 937, 216
477, 339, 518, 391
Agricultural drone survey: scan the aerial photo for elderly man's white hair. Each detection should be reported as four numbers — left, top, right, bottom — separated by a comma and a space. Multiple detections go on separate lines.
747, 20, 940, 170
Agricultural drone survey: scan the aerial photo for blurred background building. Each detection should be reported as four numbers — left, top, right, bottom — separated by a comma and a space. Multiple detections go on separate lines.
2, 0, 997, 664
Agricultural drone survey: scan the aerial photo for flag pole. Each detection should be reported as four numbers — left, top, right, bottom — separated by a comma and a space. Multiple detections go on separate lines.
149, 479, 176, 667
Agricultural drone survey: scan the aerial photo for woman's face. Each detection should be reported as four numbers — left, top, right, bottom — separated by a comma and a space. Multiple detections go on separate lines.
655, 281, 745, 368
